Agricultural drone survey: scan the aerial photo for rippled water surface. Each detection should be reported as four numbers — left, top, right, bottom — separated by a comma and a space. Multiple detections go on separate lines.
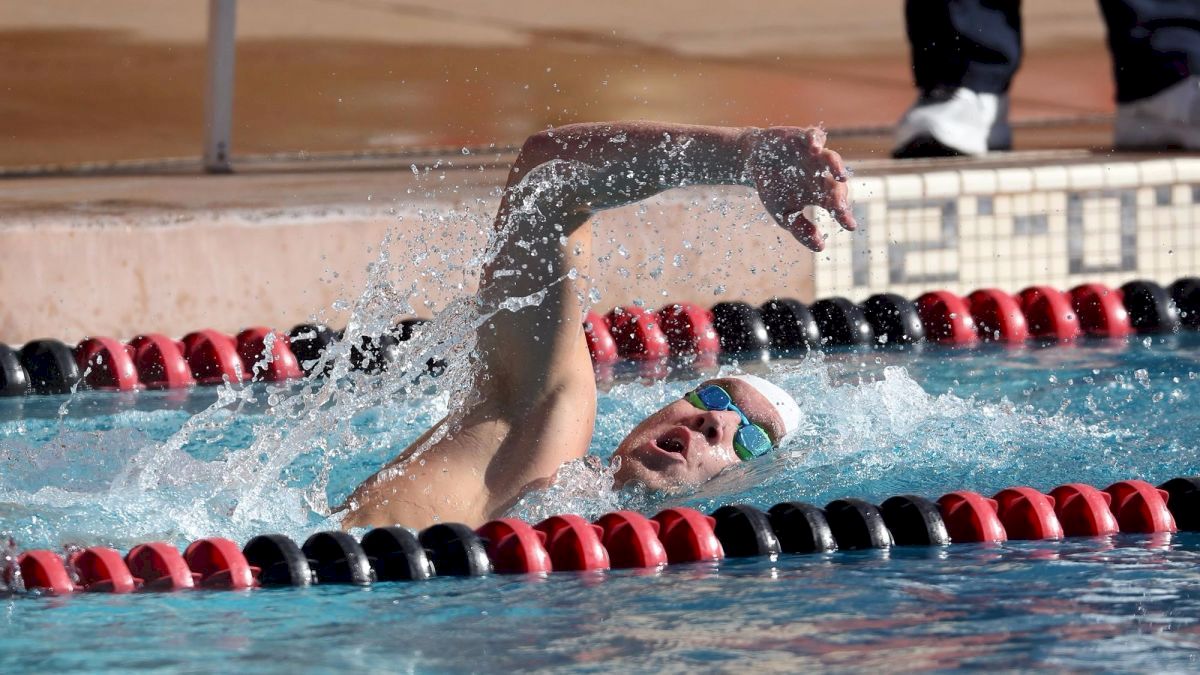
1, 332, 1198, 671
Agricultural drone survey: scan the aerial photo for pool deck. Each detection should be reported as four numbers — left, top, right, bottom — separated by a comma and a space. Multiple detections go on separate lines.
2, 0, 1114, 168
6, 140, 1198, 345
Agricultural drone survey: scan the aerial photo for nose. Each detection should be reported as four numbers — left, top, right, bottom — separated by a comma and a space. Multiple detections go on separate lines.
689, 410, 733, 444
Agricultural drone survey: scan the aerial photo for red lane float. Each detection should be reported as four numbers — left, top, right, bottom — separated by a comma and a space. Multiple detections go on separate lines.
75, 337, 141, 391
656, 303, 720, 356
915, 291, 979, 345
1068, 284, 1133, 338
129, 334, 196, 389
532, 515, 610, 571
236, 328, 302, 382
477, 518, 553, 574
594, 510, 668, 569
183, 538, 257, 589
71, 546, 140, 593
993, 487, 1064, 540
967, 289, 1029, 343
15, 550, 76, 594
1103, 480, 1177, 534
1048, 483, 1119, 537
1018, 286, 1081, 341
937, 491, 1007, 543
583, 312, 618, 364
125, 542, 196, 591
651, 507, 724, 563
182, 330, 245, 385
605, 306, 670, 360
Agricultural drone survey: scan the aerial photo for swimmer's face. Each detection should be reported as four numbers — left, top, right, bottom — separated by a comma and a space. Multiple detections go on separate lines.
611, 377, 786, 491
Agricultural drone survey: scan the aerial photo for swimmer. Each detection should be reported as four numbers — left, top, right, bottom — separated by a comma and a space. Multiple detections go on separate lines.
341, 122, 857, 529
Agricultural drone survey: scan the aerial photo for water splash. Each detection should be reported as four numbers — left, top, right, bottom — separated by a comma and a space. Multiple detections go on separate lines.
2, 157, 1198, 551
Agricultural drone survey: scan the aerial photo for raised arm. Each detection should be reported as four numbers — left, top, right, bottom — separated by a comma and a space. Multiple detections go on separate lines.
476, 122, 856, 407
342, 122, 854, 529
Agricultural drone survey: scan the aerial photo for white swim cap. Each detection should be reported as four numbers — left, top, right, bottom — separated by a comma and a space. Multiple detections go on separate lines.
728, 374, 801, 442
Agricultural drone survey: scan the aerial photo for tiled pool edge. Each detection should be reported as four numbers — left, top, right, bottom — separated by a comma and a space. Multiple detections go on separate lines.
817, 157, 1200, 300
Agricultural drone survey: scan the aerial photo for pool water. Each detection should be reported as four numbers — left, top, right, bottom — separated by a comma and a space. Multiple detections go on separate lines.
1, 331, 1198, 671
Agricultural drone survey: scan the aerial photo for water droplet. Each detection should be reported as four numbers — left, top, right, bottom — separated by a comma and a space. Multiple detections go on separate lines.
461, 147, 470, 155
1134, 368, 1150, 388
714, 285, 726, 295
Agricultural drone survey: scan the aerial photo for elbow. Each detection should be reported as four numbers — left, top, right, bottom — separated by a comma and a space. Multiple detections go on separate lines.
503, 132, 558, 189
517, 130, 559, 167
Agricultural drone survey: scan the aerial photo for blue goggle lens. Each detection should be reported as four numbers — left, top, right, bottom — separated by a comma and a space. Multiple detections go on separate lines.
687, 385, 775, 462
734, 425, 773, 461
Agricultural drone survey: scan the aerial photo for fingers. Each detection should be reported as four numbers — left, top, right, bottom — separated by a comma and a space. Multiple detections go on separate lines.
783, 211, 824, 252
820, 147, 848, 181
816, 146, 856, 231
828, 202, 858, 232
805, 127, 827, 155
757, 127, 856, 243
820, 173, 857, 231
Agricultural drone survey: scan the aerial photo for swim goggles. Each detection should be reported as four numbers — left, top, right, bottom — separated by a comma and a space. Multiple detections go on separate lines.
685, 384, 774, 461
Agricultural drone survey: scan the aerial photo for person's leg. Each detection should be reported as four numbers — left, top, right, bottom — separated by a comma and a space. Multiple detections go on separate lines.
1104, 0, 1200, 149
1100, 0, 1200, 102
895, 0, 1022, 158
908, 0, 1023, 95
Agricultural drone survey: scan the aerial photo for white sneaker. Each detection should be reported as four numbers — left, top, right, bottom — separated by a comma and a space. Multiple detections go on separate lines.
893, 88, 1012, 158
1114, 76, 1200, 150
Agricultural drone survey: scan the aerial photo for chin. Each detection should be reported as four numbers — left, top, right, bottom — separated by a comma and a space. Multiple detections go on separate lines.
611, 455, 676, 492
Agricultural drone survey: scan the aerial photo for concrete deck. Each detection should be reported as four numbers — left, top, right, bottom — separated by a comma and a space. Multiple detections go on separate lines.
2, 0, 1114, 167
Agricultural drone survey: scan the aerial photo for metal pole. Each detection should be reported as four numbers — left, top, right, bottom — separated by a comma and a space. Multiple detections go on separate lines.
203, 0, 237, 173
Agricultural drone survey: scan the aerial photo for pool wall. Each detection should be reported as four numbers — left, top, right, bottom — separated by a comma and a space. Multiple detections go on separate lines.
2, 151, 1197, 344
0, 163, 814, 343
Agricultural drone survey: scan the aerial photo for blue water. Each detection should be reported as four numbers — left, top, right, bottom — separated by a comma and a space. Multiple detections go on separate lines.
1, 333, 1199, 671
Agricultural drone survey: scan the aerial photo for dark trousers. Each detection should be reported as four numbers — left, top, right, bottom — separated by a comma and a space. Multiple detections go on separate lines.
907, 0, 1200, 102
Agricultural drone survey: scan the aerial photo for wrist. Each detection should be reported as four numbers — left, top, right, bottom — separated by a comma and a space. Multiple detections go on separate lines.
735, 127, 765, 185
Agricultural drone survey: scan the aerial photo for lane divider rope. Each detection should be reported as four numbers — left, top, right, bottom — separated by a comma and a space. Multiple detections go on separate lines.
1, 278, 1197, 398
4, 476, 1196, 597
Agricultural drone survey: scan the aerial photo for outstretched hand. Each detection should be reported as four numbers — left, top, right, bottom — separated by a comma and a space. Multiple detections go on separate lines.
746, 127, 857, 252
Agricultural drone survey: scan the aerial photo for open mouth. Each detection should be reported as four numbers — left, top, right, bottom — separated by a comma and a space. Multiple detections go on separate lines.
653, 427, 690, 457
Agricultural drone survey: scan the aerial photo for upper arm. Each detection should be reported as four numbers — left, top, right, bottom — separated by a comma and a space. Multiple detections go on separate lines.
475, 146, 599, 409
